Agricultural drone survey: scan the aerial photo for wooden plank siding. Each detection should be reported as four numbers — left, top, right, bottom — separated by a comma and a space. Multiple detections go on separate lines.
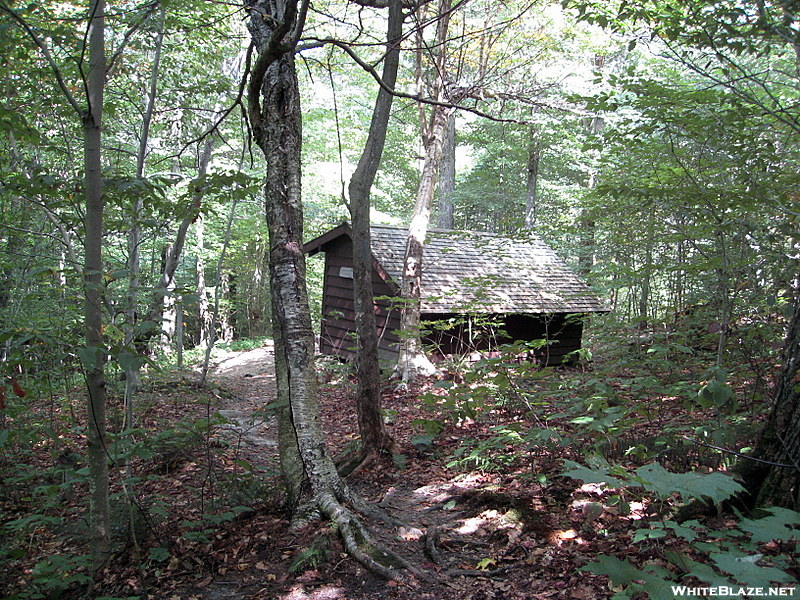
319, 237, 402, 360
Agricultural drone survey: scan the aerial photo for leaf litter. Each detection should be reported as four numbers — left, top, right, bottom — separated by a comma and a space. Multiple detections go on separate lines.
1, 345, 790, 600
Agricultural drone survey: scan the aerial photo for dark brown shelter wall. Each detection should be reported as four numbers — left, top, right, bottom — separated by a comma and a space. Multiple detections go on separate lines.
319, 237, 401, 359
422, 313, 584, 365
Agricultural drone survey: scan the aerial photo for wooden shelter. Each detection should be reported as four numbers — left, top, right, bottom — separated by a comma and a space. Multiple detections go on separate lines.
304, 223, 609, 365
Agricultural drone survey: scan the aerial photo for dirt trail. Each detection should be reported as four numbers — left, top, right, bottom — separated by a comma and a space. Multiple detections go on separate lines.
207, 343, 278, 463
194, 344, 547, 599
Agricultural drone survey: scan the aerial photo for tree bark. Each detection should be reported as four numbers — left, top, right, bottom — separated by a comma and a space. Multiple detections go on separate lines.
346, 0, 403, 459
736, 282, 800, 509
82, 0, 110, 569
394, 0, 456, 384
246, 0, 420, 580
394, 104, 453, 383
250, 15, 341, 497
436, 112, 456, 229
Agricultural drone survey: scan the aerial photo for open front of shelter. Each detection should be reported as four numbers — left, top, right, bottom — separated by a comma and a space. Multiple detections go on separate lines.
304, 223, 609, 365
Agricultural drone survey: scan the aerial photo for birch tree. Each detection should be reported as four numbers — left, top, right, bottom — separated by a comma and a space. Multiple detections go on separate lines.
245, 0, 422, 579
393, 0, 459, 383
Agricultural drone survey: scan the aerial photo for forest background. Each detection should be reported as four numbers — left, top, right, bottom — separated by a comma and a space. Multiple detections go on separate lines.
1, 0, 799, 598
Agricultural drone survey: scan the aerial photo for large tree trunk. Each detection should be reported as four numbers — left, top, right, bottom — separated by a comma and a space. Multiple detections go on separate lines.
246, 0, 421, 580
394, 105, 453, 383
82, 0, 110, 568
346, 0, 403, 460
394, 0, 455, 384
736, 282, 800, 509
249, 9, 342, 503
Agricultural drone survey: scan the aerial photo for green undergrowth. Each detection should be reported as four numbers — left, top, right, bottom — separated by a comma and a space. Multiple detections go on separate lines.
564, 459, 798, 599
0, 372, 279, 600
411, 329, 797, 596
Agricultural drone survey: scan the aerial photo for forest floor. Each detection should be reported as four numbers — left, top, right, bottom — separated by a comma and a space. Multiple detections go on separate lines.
2, 341, 792, 600
186, 344, 617, 600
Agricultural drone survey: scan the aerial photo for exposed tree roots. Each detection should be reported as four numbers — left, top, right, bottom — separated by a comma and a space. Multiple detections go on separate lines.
424, 525, 442, 564
391, 352, 440, 388
316, 491, 433, 583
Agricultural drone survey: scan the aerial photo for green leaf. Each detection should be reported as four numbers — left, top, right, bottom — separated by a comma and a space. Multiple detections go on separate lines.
117, 351, 145, 373
697, 378, 734, 409
77, 346, 104, 371
148, 547, 171, 563
410, 434, 436, 452
664, 520, 700, 541
582, 556, 676, 599
391, 453, 407, 470
710, 552, 794, 586
132, 445, 154, 460
633, 526, 667, 543
738, 507, 800, 544
680, 558, 734, 587
562, 460, 623, 488
632, 463, 744, 503
582, 556, 645, 586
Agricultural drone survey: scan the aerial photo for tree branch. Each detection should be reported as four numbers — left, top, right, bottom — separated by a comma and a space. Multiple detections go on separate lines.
165, 42, 254, 163
106, 0, 159, 77
303, 36, 536, 125
0, 1, 84, 117
246, 0, 301, 136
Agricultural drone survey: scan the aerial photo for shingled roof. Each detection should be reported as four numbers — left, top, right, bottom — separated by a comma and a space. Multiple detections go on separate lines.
305, 223, 608, 315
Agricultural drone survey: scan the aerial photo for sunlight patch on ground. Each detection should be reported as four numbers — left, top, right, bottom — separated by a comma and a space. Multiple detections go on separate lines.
454, 508, 525, 537
571, 489, 648, 522
577, 482, 607, 495
556, 528, 578, 540
279, 584, 347, 599
411, 472, 488, 503
210, 345, 274, 376
549, 528, 589, 546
